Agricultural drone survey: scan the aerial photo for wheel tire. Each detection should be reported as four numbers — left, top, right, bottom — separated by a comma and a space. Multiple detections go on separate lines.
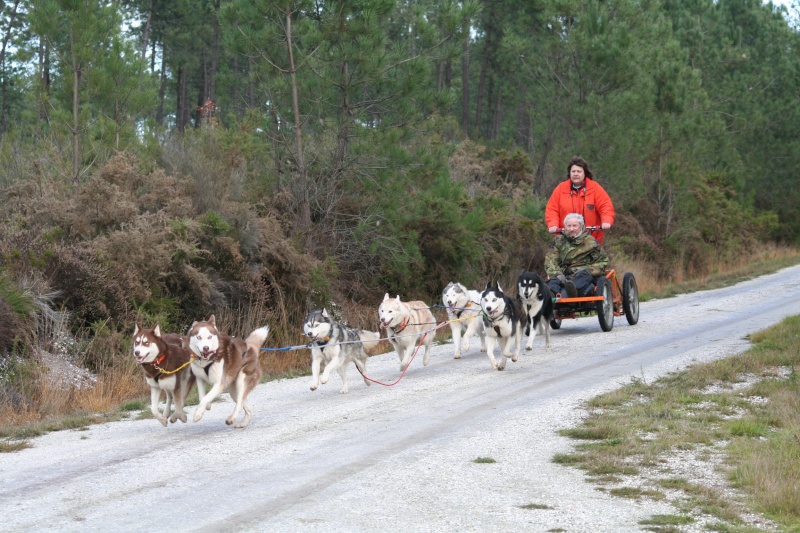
596, 277, 614, 332
550, 319, 562, 330
623, 272, 640, 325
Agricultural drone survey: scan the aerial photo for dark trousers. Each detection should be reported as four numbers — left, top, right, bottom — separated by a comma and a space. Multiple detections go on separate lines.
548, 270, 597, 298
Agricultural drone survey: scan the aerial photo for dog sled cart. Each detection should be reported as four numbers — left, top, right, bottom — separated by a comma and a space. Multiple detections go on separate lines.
549, 226, 640, 332
551, 269, 639, 332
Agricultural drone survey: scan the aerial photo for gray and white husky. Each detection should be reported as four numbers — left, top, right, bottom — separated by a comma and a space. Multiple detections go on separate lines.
442, 282, 486, 359
304, 308, 380, 394
480, 281, 527, 371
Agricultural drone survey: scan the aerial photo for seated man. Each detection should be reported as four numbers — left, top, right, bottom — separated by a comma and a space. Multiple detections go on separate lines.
545, 213, 610, 298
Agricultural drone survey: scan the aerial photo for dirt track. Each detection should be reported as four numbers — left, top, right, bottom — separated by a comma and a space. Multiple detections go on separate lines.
2, 265, 800, 533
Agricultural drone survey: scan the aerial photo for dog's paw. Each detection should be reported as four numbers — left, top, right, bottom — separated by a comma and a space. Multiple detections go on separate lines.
169, 413, 187, 424
480, 347, 487, 352
193, 409, 205, 423
511, 355, 518, 362
453, 354, 461, 359
496, 364, 506, 371
157, 417, 168, 427
225, 417, 235, 426
526, 345, 532, 351
339, 387, 349, 394
320, 375, 329, 385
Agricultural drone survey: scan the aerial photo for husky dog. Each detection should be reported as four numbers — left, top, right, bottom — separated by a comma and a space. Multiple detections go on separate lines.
132, 324, 196, 427
442, 282, 486, 359
480, 281, 527, 370
303, 308, 380, 394
187, 316, 269, 428
516, 271, 554, 351
379, 294, 436, 371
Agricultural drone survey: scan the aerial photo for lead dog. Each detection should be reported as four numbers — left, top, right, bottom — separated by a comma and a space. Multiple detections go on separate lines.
379, 294, 436, 371
188, 316, 269, 428
442, 282, 486, 359
516, 270, 554, 350
132, 324, 196, 427
480, 281, 527, 370
303, 308, 380, 394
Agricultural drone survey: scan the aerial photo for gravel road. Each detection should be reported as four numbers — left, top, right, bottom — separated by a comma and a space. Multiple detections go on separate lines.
2, 265, 800, 533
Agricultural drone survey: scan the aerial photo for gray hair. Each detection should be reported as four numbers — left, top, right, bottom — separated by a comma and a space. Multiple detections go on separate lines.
563, 213, 585, 228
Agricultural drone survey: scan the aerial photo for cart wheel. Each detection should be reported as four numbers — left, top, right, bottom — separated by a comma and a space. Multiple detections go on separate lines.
550, 319, 562, 330
623, 272, 640, 325
596, 277, 614, 332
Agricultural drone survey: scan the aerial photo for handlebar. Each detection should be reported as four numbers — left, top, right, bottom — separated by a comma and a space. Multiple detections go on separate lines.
552, 225, 606, 232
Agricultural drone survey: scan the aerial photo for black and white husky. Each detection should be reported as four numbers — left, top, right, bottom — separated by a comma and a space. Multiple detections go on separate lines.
480, 281, 527, 370
304, 308, 380, 394
442, 282, 486, 359
516, 270, 554, 351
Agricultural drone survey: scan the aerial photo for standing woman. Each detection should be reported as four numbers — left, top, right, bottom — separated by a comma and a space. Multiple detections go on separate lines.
545, 156, 615, 244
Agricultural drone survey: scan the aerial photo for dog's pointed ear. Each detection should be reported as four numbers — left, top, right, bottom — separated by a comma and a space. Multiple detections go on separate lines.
383, 293, 390, 301
154, 324, 161, 338
190, 320, 198, 329
208, 314, 216, 326
134, 323, 140, 336
485, 281, 491, 290
497, 282, 503, 292
395, 295, 401, 302
322, 308, 329, 317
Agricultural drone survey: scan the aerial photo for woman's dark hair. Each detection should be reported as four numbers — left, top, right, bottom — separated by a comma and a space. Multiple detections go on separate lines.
566, 156, 593, 179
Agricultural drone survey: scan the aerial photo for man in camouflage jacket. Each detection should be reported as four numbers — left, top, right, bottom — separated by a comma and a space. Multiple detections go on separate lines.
545, 213, 610, 298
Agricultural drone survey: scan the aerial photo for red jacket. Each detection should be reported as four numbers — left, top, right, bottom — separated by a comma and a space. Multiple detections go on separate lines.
545, 177, 615, 244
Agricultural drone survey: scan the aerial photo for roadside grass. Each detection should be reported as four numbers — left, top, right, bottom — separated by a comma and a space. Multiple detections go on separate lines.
554, 315, 800, 531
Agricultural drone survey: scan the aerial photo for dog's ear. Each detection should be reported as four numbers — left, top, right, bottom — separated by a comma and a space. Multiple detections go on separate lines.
395, 295, 401, 302
133, 323, 140, 336
322, 308, 329, 317
208, 314, 216, 326
153, 324, 161, 338
383, 293, 390, 301
485, 281, 491, 290
497, 282, 503, 292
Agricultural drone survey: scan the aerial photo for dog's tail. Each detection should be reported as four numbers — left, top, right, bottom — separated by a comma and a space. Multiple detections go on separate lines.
245, 326, 271, 357
358, 330, 381, 355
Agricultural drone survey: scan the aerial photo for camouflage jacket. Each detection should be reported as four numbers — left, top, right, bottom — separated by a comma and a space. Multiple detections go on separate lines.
545, 229, 609, 278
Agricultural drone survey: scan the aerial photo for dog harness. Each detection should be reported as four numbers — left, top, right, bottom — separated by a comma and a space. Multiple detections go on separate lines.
392, 316, 410, 334
140, 354, 191, 380
455, 301, 474, 319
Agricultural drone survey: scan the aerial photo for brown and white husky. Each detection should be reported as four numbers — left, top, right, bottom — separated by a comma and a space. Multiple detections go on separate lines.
132, 324, 196, 427
187, 316, 269, 428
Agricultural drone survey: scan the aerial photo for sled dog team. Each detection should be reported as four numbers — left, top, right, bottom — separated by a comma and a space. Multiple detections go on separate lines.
134, 271, 554, 428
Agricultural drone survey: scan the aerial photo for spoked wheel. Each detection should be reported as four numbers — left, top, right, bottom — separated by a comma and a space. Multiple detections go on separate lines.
596, 277, 614, 332
550, 319, 562, 330
623, 272, 640, 325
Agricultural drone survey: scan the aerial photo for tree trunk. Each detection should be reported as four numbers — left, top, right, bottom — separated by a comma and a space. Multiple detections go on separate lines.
156, 49, 166, 127
333, 62, 349, 178
475, 17, 492, 137
461, 27, 470, 135
141, 0, 153, 59
284, 7, 311, 234
0, 0, 20, 134
177, 65, 186, 132
209, 0, 220, 103
69, 22, 82, 184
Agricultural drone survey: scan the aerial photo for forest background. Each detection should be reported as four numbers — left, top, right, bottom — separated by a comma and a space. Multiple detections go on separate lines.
0, 0, 799, 422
